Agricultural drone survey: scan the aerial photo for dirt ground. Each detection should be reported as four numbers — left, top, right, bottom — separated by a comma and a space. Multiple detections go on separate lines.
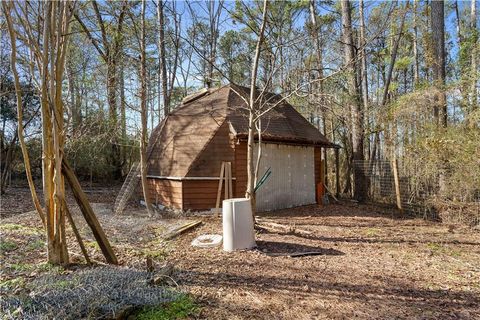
1, 186, 479, 319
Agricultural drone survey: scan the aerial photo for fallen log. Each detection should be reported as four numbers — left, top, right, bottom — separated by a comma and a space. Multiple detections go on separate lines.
256, 219, 312, 236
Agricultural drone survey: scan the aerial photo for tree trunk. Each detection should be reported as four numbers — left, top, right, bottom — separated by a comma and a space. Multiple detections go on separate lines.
42, 1, 70, 264
454, 0, 469, 112
157, 0, 169, 115
359, 0, 369, 165
431, 0, 448, 195
413, 0, 419, 85
120, 56, 127, 170
431, 0, 447, 127
1, 135, 17, 194
471, 0, 478, 109
341, 0, 366, 202
106, 60, 122, 179
140, 0, 154, 216
309, 0, 328, 186
246, 0, 268, 218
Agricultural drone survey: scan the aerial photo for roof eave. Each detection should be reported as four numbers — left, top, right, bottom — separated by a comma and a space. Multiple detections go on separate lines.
234, 133, 340, 148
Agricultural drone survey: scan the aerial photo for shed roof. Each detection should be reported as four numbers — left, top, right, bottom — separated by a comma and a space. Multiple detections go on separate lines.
147, 84, 336, 178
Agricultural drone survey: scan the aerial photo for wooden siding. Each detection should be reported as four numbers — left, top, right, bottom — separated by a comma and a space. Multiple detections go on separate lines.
182, 180, 231, 210
147, 178, 183, 210
147, 142, 321, 211
234, 141, 247, 198
187, 121, 235, 177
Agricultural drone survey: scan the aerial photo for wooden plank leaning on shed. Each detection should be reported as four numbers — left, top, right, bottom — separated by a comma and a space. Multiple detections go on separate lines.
215, 161, 233, 215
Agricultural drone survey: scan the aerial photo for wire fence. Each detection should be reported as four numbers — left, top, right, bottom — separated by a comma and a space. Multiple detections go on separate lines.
353, 159, 480, 225
0, 266, 180, 320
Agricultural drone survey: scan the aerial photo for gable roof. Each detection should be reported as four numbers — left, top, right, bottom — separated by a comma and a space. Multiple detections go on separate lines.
226, 84, 334, 146
147, 84, 336, 178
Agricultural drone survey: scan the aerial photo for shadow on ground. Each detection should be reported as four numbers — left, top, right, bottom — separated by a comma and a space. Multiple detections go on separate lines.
256, 240, 344, 256
181, 267, 480, 319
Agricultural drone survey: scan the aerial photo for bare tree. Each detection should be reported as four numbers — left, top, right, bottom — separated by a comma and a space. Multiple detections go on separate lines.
471, 0, 478, 109
431, 0, 447, 127
413, 0, 419, 85
74, 1, 128, 178
2, 2, 45, 225
341, 0, 366, 202
309, 0, 329, 182
140, 0, 154, 215
4, 0, 117, 265
245, 0, 269, 216
5, 1, 72, 263
157, 0, 169, 115
186, 1, 223, 88
359, 0, 369, 120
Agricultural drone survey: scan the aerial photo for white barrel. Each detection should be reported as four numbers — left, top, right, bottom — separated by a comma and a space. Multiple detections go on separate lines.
222, 198, 256, 252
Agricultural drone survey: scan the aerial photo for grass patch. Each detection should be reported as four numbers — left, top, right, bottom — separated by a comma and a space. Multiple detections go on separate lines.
427, 242, 442, 252
135, 295, 197, 320
142, 236, 170, 260
142, 249, 168, 260
36, 262, 64, 273
85, 241, 100, 250
0, 223, 23, 231
0, 277, 26, 290
364, 228, 380, 237
9, 263, 34, 272
426, 242, 463, 257
0, 223, 42, 235
50, 279, 75, 290
26, 239, 45, 251
0, 239, 18, 252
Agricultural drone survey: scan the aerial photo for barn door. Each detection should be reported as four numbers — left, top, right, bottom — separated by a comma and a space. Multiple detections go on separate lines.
254, 143, 316, 211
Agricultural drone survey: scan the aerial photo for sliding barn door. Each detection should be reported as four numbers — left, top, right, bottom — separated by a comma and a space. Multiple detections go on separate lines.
254, 143, 315, 212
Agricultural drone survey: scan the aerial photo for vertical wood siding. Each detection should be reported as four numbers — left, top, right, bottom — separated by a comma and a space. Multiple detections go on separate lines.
314, 147, 322, 203
147, 178, 183, 209
254, 143, 316, 211
234, 141, 248, 198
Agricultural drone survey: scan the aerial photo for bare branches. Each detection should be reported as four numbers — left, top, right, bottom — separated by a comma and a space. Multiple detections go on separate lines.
73, 10, 107, 60
2, 1, 46, 226
245, 0, 269, 213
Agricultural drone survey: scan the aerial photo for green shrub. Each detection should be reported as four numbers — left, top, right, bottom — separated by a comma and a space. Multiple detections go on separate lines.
135, 295, 198, 320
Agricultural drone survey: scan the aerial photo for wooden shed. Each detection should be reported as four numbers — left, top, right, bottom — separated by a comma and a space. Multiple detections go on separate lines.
146, 84, 337, 212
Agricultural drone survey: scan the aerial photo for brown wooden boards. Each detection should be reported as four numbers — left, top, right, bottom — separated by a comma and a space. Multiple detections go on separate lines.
62, 160, 118, 264
215, 161, 233, 214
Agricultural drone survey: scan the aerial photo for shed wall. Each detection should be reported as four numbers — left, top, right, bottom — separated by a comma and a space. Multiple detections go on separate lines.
254, 143, 316, 211
147, 179, 182, 210
314, 147, 322, 202
234, 142, 248, 198
182, 180, 238, 210
147, 142, 322, 212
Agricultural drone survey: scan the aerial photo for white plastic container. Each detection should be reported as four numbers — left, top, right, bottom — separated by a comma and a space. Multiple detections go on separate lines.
222, 198, 256, 252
